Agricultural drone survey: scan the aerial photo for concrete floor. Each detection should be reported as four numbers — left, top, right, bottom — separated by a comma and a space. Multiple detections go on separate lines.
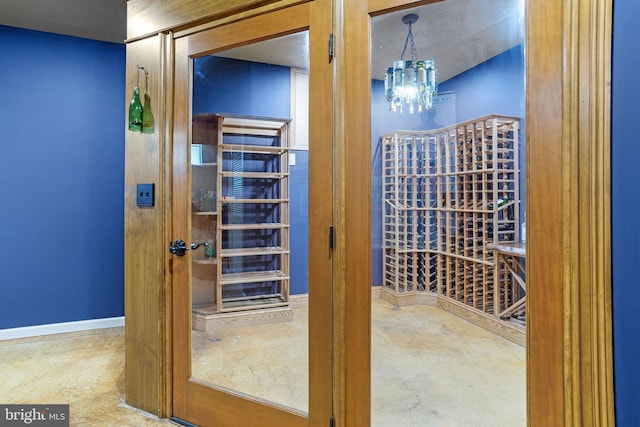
0, 298, 525, 426
0, 328, 171, 426
370, 299, 525, 426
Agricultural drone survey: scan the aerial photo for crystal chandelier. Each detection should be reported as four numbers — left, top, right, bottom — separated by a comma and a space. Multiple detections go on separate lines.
384, 14, 437, 114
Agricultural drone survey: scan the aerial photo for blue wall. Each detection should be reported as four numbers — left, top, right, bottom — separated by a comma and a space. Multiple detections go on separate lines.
193, 56, 309, 295
0, 26, 125, 329
611, 0, 640, 424
371, 45, 525, 286
438, 44, 525, 122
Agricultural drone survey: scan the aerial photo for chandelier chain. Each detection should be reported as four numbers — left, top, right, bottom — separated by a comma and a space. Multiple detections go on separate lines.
400, 23, 418, 62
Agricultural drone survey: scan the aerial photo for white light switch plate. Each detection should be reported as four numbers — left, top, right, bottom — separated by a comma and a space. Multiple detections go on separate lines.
289, 153, 296, 166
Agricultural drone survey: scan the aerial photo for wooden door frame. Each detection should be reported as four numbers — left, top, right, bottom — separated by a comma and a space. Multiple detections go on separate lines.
125, 0, 614, 424
333, 0, 615, 426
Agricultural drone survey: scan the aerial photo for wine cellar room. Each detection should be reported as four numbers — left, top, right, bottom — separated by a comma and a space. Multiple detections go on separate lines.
186, 0, 526, 425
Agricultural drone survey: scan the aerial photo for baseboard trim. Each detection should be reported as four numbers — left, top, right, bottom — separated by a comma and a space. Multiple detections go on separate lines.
0, 317, 125, 341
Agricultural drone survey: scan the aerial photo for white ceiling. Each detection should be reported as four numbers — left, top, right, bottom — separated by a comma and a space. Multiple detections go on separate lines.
371, 0, 524, 81
215, 0, 524, 82
0, 0, 523, 82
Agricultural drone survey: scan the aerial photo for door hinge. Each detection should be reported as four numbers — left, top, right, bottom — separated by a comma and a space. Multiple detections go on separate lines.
328, 33, 334, 63
329, 225, 334, 250
329, 415, 335, 427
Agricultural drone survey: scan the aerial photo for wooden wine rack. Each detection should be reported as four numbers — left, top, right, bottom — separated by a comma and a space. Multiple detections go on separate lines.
382, 115, 525, 342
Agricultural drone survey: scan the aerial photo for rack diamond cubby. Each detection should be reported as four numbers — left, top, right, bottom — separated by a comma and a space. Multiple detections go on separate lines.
381, 115, 525, 343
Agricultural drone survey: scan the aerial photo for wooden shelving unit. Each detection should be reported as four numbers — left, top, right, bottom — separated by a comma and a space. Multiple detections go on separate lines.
382, 115, 525, 342
217, 114, 291, 313
190, 113, 291, 330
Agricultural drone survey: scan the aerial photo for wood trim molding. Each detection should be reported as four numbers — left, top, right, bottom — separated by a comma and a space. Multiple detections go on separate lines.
527, 0, 615, 423
161, 30, 175, 419
127, 0, 307, 41
563, 0, 615, 424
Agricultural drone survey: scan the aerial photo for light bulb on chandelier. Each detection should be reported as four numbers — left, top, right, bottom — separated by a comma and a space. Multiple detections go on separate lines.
384, 14, 438, 114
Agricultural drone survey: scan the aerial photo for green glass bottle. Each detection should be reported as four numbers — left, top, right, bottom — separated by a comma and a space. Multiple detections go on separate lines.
142, 93, 154, 133
128, 87, 143, 132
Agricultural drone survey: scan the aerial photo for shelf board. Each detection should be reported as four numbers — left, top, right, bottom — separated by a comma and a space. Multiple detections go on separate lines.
221, 144, 289, 154
220, 270, 289, 285
221, 293, 287, 309
220, 223, 289, 230
220, 198, 288, 204
384, 202, 516, 213
221, 117, 289, 134
221, 171, 288, 179
192, 257, 218, 265
192, 162, 218, 167
220, 246, 289, 257
223, 128, 280, 137
192, 211, 218, 216
222, 293, 286, 303
221, 299, 288, 312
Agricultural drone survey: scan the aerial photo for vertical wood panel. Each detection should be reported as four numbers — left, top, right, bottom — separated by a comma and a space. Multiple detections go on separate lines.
526, 0, 565, 423
333, 0, 372, 426
308, 0, 335, 426
124, 34, 168, 416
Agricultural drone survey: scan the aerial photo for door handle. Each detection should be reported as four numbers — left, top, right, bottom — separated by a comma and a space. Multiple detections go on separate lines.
189, 242, 209, 250
169, 240, 188, 256
169, 240, 210, 256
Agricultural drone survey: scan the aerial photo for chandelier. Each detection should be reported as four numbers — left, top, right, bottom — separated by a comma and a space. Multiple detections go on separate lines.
384, 14, 438, 114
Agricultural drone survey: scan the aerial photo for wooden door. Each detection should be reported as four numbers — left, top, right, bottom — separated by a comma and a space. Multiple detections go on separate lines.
170, 3, 333, 426
332, 0, 614, 426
